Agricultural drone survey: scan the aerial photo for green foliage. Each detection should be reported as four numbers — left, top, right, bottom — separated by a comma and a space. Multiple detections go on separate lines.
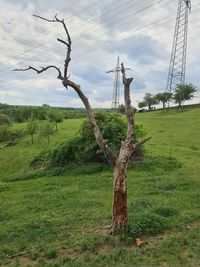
155, 92, 173, 109
27, 119, 38, 144
173, 83, 197, 108
0, 114, 12, 126
138, 93, 158, 110
127, 213, 170, 240
0, 125, 25, 143
1, 106, 200, 266
130, 198, 153, 212
47, 111, 63, 130
44, 247, 57, 259
138, 101, 147, 109
118, 104, 126, 114
0, 125, 10, 142
153, 207, 178, 218
63, 109, 86, 119
31, 112, 146, 167
39, 122, 54, 144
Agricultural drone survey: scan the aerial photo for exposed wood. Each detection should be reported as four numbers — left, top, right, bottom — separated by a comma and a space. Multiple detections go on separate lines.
6, 250, 31, 259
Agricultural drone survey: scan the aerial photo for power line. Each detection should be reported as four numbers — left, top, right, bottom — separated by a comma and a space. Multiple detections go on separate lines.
0, 0, 101, 54
1, 2, 200, 93
0, 0, 136, 62
3, 17, 200, 90
0, 0, 169, 73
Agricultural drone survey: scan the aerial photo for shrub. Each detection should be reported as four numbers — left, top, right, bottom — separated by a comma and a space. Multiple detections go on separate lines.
0, 125, 10, 142
0, 114, 12, 126
0, 126, 25, 143
31, 112, 146, 168
121, 213, 170, 244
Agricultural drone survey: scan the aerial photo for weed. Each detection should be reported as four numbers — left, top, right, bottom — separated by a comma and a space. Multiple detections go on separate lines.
126, 213, 170, 242
153, 207, 178, 217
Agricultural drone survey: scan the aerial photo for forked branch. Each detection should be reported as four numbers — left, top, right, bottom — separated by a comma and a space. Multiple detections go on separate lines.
33, 14, 71, 79
121, 63, 134, 141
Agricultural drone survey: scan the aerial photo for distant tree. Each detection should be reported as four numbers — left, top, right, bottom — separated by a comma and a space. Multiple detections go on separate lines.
40, 122, 54, 144
32, 107, 47, 121
173, 84, 197, 109
118, 104, 126, 114
138, 101, 147, 109
138, 93, 158, 111
27, 119, 38, 144
0, 114, 12, 126
0, 103, 9, 109
155, 92, 173, 109
47, 111, 63, 130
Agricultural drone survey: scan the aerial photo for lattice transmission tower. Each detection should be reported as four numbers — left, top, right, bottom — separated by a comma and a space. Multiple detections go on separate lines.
107, 56, 121, 109
166, 0, 191, 93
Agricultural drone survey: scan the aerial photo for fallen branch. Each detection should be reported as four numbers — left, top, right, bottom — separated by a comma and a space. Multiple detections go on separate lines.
6, 250, 31, 259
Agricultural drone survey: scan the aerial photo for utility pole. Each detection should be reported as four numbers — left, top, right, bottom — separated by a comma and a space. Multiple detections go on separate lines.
107, 56, 121, 109
107, 57, 131, 109
166, 0, 191, 93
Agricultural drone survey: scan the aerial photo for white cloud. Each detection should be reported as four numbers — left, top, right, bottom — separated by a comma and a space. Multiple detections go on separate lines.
0, 0, 199, 108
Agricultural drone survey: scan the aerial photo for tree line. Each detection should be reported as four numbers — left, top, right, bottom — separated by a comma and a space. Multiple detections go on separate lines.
138, 84, 197, 110
0, 106, 87, 123
0, 110, 64, 144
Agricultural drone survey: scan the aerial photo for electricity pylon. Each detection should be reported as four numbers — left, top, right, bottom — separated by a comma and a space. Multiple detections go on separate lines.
106, 57, 131, 109
107, 56, 121, 109
166, 0, 191, 93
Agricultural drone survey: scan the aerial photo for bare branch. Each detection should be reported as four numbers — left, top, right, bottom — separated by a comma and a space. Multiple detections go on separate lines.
33, 14, 72, 79
6, 250, 31, 259
13, 65, 63, 80
33, 14, 57, 22
63, 79, 117, 166
57, 38, 69, 47
135, 136, 152, 148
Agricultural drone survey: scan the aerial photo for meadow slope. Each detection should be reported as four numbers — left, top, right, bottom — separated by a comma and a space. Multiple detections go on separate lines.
0, 107, 200, 267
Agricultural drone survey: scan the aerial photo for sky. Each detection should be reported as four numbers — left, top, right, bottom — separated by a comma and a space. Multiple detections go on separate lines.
0, 0, 200, 108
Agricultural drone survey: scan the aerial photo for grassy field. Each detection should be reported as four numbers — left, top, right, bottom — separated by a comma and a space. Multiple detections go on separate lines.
0, 106, 200, 266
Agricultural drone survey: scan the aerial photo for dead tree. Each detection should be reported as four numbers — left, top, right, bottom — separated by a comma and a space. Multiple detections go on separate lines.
14, 14, 151, 234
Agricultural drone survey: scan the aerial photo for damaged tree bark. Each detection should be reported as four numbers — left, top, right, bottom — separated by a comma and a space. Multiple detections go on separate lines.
14, 14, 151, 234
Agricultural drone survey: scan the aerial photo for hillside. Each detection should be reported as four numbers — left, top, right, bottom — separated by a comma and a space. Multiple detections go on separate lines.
0, 106, 200, 266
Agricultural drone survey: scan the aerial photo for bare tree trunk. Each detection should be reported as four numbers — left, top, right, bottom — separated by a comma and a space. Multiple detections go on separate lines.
112, 165, 128, 232
112, 137, 135, 233
163, 102, 165, 109
112, 147, 130, 233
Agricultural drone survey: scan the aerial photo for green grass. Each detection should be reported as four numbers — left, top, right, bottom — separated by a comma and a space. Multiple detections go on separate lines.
0, 107, 200, 266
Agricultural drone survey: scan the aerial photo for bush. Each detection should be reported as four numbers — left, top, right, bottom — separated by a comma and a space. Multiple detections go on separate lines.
0, 114, 12, 126
0, 125, 10, 142
30, 112, 146, 168
0, 126, 24, 143
121, 213, 170, 244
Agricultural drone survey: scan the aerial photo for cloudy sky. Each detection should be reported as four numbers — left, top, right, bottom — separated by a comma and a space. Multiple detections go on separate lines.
0, 0, 200, 108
